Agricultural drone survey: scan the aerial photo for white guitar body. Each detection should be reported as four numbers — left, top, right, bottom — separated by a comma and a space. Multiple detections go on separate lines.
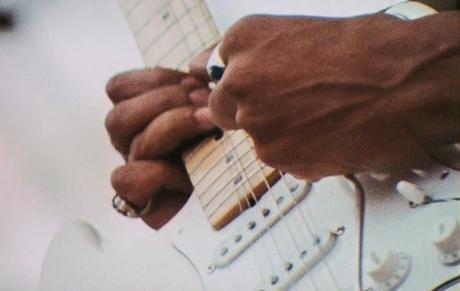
41, 2, 460, 291
41, 161, 460, 291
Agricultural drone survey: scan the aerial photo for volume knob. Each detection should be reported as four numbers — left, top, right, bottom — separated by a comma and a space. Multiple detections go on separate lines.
432, 217, 460, 266
396, 181, 427, 205
366, 249, 411, 290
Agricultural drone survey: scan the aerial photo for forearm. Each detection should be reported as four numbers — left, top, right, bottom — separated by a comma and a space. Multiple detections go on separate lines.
325, 11, 460, 149
370, 11, 460, 149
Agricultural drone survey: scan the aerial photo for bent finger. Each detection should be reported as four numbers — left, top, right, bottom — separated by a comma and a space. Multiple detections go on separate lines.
111, 160, 192, 211
105, 85, 189, 155
129, 106, 216, 160
106, 67, 187, 104
208, 83, 239, 130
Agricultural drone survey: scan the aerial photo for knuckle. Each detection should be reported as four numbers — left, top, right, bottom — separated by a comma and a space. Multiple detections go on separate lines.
104, 108, 120, 135
221, 15, 262, 56
229, 15, 261, 35
221, 61, 256, 96
111, 165, 127, 190
105, 73, 125, 97
253, 143, 277, 167
104, 106, 131, 144
129, 135, 145, 160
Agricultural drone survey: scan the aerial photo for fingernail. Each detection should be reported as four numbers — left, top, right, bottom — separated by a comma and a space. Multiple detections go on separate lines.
194, 107, 214, 129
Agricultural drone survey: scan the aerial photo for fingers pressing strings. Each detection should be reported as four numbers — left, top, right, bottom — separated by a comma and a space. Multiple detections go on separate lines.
129, 106, 216, 161
105, 76, 211, 156
106, 67, 187, 104
106, 85, 190, 155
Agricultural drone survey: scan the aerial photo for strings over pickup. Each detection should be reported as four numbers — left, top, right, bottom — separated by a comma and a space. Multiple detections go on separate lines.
184, 130, 282, 230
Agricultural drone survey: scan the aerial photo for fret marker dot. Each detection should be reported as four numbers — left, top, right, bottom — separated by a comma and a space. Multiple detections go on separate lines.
233, 175, 243, 185
225, 154, 234, 163
162, 12, 170, 20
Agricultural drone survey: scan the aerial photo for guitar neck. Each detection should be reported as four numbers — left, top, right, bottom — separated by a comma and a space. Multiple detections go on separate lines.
119, 0, 279, 230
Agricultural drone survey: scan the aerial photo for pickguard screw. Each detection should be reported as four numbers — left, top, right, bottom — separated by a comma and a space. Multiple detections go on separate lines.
440, 170, 449, 180
313, 236, 321, 245
334, 226, 345, 236
207, 264, 215, 274
262, 208, 270, 217
285, 262, 293, 271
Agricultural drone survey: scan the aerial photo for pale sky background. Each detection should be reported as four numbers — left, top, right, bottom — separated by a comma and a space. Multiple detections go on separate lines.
0, 1, 153, 290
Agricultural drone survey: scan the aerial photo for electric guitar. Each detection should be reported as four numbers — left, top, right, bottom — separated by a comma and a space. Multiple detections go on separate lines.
40, 2, 460, 290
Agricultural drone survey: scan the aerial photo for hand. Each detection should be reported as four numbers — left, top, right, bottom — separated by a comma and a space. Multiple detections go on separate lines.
105, 58, 215, 229
203, 13, 459, 180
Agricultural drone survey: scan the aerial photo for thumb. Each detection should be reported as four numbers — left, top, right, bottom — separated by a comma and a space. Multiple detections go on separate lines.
188, 46, 215, 81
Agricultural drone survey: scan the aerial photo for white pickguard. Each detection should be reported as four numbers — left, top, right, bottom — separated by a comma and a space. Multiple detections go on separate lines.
40, 162, 460, 291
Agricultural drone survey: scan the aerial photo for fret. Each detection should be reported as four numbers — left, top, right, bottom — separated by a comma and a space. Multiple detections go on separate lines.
119, 0, 278, 230
201, 161, 267, 210
207, 170, 281, 229
197, 147, 257, 203
187, 131, 248, 182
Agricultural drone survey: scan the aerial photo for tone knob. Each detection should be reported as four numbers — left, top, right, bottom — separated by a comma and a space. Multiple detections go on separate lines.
366, 249, 411, 290
432, 217, 460, 265
369, 172, 390, 181
396, 181, 427, 205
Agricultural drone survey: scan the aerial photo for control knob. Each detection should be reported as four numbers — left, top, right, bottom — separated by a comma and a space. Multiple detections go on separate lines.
432, 217, 460, 266
366, 249, 411, 290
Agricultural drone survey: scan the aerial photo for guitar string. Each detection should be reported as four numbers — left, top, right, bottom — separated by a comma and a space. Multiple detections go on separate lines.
277, 171, 341, 290
220, 150, 266, 282
124, 0, 146, 17
198, 151, 260, 202
191, 133, 251, 186
170, 0, 194, 57
133, 1, 171, 35
227, 137, 328, 291
141, 5, 203, 55
225, 133, 288, 278
205, 163, 269, 217
195, 135, 340, 289
251, 162, 320, 291
127, 0, 271, 285
194, 133, 336, 288
219, 131, 276, 281
170, 0, 270, 282
203, 161, 266, 213
130, 1, 338, 288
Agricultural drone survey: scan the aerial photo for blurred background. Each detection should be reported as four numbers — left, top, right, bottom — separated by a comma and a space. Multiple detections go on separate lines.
0, 0, 157, 290
0, 0, 458, 290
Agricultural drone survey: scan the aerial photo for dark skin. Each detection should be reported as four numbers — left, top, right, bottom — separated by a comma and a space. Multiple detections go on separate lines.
106, 12, 460, 229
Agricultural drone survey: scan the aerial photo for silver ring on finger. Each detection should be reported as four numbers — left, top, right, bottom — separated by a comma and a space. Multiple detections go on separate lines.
112, 194, 153, 218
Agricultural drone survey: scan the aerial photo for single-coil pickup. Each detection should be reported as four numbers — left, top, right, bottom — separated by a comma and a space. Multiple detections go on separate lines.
212, 178, 311, 269
255, 230, 338, 291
